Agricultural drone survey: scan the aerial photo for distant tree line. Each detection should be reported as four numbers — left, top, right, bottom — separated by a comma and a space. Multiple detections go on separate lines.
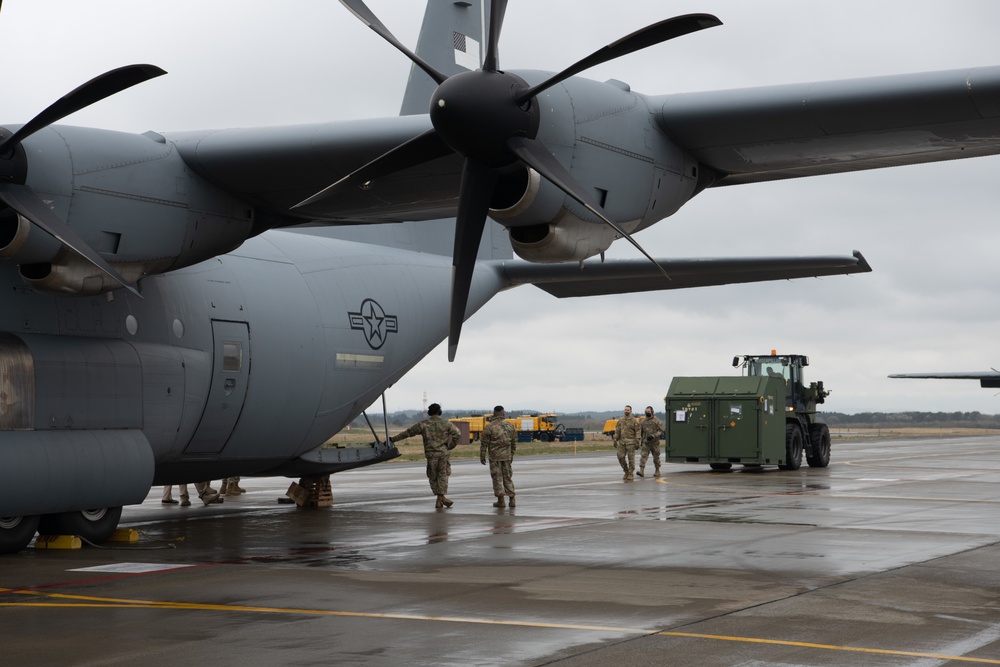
822, 411, 1000, 428
350, 410, 1000, 431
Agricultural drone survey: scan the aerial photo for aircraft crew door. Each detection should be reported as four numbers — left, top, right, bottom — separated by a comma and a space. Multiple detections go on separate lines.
185, 320, 251, 454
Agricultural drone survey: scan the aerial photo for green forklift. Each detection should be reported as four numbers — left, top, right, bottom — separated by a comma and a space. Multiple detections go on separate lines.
664, 352, 832, 471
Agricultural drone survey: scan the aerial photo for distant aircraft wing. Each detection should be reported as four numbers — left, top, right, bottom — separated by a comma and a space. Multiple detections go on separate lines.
657, 66, 1000, 186
498, 250, 870, 298
889, 372, 1000, 388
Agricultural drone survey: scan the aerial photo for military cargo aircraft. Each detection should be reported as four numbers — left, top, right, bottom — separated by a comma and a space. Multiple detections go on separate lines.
2, 0, 1000, 554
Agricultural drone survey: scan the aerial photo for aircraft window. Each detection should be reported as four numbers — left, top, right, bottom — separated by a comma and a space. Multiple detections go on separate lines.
222, 342, 242, 372
0, 334, 34, 430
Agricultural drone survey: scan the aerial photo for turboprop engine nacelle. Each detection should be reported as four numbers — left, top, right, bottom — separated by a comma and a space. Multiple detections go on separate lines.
488, 74, 703, 263
0, 126, 259, 296
489, 167, 621, 263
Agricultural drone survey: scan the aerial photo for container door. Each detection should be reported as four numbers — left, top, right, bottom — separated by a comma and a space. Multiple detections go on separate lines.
716, 398, 760, 460
666, 399, 713, 459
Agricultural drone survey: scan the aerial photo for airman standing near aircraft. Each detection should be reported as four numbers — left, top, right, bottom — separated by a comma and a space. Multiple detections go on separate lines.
480, 405, 517, 508
391, 403, 461, 508
637, 406, 665, 478
220, 476, 245, 496
614, 405, 641, 481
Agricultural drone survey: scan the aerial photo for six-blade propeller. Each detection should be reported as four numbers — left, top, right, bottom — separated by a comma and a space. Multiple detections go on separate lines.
297, 0, 721, 360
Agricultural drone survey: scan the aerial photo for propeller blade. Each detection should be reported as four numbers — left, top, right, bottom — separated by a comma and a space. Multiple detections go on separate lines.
482, 0, 509, 73
293, 128, 452, 209
0, 183, 140, 296
338, 0, 448, 86
506, 136, 669, 280
448, 158, 497, 362
516, 13, 721, 102
0, 64, 166, 156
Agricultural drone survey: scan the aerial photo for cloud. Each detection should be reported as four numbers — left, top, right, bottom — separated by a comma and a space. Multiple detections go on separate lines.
5, 1, 999, 415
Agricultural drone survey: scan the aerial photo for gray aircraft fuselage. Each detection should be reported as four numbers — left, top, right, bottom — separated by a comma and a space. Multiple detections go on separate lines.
0, 218, 506, 517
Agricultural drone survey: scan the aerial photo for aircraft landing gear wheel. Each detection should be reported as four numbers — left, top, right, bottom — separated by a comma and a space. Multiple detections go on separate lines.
779, 424, 803, 470
807, 423, 831, 468
38, 507, 123, 545
0, 515, 40, 554
709, 463, 732, 471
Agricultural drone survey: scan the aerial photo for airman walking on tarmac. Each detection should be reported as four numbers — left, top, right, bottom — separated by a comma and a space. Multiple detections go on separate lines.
637, 406, 665, 478
391, 403, 461, 508
480, 405, 517, 508
614, 405, 641, 481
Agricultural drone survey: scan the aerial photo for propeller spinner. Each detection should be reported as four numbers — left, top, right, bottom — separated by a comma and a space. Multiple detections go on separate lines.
297, 0, 721, 360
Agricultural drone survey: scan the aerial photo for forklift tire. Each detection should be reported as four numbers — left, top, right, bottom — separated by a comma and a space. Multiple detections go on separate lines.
807, 423, 831, 468
779, 424, 803, 470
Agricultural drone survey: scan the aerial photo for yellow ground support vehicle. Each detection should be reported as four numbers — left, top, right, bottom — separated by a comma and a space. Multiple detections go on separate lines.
451, 413, 565, 442
449, 414, 491, 442
507, 413, 564, 442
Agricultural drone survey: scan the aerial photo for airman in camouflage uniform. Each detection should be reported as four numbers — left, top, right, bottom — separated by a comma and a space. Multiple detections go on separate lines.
637, 406, 665, 478
614, 405, 641, 481
391, 403, 461, 508
480, 405, 517, 508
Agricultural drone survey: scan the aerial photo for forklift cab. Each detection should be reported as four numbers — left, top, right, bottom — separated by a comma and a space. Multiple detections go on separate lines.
735, 354, 811, 412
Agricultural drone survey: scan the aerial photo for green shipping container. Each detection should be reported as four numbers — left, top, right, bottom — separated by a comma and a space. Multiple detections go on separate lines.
665, 376, 788, 467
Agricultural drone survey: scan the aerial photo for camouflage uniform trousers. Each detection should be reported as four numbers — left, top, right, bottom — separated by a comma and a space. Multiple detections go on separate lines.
426, 455, 451, 495
488, 459, 515, 497
639, 441, 661, 470
617, 440, 638, 474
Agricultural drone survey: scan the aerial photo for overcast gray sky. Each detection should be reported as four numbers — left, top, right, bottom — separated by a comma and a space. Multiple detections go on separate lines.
3, 1, 1000, 415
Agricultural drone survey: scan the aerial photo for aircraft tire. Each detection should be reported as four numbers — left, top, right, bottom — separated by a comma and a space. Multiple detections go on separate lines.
779, 423, 803, 470
806, 423, 832, 468
709, 463, 732, 471
38, 507, 123, 545
0, 515, 40, 554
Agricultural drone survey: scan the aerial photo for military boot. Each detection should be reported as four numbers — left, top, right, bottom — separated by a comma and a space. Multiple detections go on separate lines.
218, 481, 229, 495
508, 495, 516, 508
654, 467, 661, 478
493, 496, 505, 508
636, 466, 645, 478
199, 490, 221, 507
435, 495, 444, 509
440, 496, 454, 508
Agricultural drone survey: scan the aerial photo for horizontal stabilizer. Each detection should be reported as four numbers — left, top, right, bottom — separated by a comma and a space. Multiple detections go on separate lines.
498, 251, 870, 298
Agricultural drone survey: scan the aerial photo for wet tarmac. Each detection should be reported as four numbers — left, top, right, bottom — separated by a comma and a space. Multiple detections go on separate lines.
3, 436, 1000, 666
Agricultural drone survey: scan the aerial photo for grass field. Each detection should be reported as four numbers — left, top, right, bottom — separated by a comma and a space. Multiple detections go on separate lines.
323, 427, 1000, 462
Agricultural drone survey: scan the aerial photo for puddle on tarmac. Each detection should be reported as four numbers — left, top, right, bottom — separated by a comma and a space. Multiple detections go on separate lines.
248, 547, 375, 568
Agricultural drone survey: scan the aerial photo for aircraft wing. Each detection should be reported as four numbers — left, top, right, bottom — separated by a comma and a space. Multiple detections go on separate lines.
657, 66, 1000, 186
498, 250, 870, 298
170, 116, 463, 225
889, 372, 1000, 388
